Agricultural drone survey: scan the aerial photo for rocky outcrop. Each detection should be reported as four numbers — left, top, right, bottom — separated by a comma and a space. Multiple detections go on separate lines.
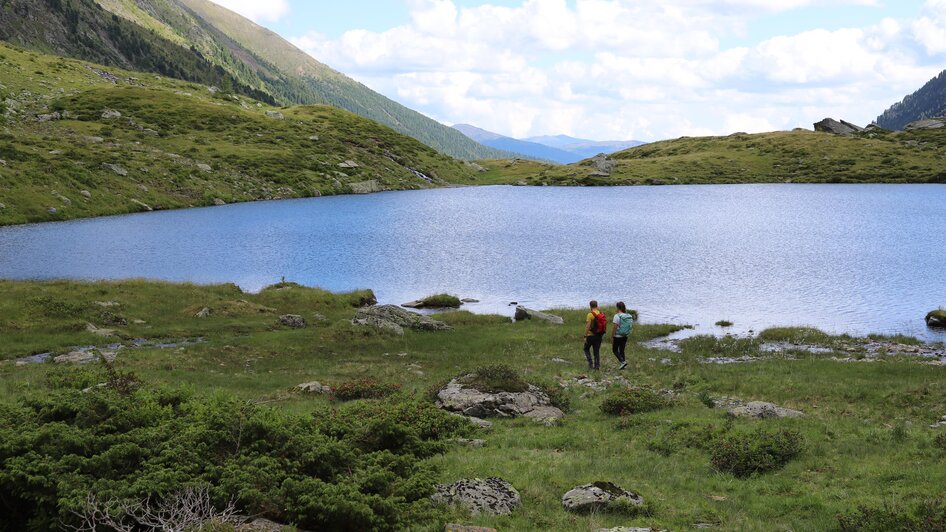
54, 349, 117, 364
101, 109, 122, 119
432, 478, 521, 516
352, 305, 451, 336
279, 314, 306, 329
728, 401, 804, 419
514, 305, 564, 325
905, 117, 946, 130
589, 154, 615, 176
561, 482, 645, 514
437, 378, 563, 421
926, 310, 946, 328
813, 118, 864, 136
102, 163, 128, 176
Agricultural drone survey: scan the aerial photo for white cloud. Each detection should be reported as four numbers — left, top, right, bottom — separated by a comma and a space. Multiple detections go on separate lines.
290, 0, 946, 141
208, 0, 290, 23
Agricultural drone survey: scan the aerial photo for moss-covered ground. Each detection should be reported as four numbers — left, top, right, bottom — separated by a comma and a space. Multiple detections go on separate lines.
1, 279, 944, 530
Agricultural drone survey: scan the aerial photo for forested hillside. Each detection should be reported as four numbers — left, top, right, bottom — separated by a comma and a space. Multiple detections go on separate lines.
876, 69, 946, 130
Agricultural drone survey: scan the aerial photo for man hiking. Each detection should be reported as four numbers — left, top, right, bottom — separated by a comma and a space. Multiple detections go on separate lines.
611, 301, 633, 370
584, 300, 607, 370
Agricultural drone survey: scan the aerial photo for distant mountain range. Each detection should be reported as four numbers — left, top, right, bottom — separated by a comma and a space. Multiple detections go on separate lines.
0, 0, 511, 160
453, 124, 644, 164
876, 69, 946, 130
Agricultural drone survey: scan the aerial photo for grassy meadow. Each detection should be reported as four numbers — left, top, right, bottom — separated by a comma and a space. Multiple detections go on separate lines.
1, 280, 944, 530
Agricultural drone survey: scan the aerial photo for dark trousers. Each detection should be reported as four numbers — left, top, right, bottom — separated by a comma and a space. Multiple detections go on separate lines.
612, 336, 628, 363
583, 334, 603, 369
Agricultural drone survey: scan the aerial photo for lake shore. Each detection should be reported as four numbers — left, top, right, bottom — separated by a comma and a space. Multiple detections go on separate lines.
2, 279, 945, 530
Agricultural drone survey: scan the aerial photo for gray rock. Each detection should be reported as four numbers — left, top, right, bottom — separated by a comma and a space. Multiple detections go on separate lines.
350, 180, 382, 194
437, 378, 558, 420
590, 154, 615, 176
454, 414, 493, 429
195, 307, 211, 318
36, 111, 61, 122
101, 109, 122, 119
727, 401, 804, 419
930, 415, 946, 429
80, 190, 92, 199
47, 207, 58, 214
562, 482, 645, 514
905, 117, 946, 131
85, 323, 116, 338
86, 136, 104, 143
524, 405, 566, 425
213, 198, 226, 206
102, 163, 128, 176
196, 163, 213, 172
353, 305, 451, 334
55, 349, 117, 364
927, 311, 946, 328
514, 305, 564, 325
452, 437, 487, 447
265, 110, 284, 120
296, 381, 331, 394
308, 135, 320, 141
813, 118, 863, 136
461, 298, 480, 303
131, 199, 152, 212
279, 314, 307, 329
432, 478, 521, 516
338, 159, 360, 169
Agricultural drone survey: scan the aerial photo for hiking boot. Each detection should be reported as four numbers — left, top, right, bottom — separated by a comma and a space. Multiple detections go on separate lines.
618, 361, 628, 370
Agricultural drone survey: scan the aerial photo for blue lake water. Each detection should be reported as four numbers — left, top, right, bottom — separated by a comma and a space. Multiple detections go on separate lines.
0, 184, 944, 340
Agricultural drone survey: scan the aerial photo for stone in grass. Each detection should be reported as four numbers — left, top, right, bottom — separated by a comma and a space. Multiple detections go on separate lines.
54, 349, 117, 364
727, 401, 804, 419
352, 305, 451, 335
562, 482, 645, 514
296, 381, 331, 394
445, 525, 496, 532
278, 314, 306, 329
432, 478, 521, 516
927, 309, 946, 328
595, 528, 655, 532
514, 305, 564, 325
437, 377, 563, 420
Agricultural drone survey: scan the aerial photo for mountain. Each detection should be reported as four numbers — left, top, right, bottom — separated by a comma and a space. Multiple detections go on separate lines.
453, 124, 645, 164
453, 124, 577, 164
524, 134, 646, 160
876, 69, 946, 130
0, 0, 510, 160
0, 42, 478, 226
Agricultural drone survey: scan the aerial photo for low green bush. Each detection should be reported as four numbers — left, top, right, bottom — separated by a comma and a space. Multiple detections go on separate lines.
331, 377, 401, 401
647, 421, 726, 456
530, 378, 572, 413
710, 427, 804, 477
837, 496, 946, 531
0, 372, 466, 531
459, 364, 529, 393
600, 386, 673, 416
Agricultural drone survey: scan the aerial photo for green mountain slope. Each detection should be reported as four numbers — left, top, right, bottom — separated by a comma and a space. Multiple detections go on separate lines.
0, 0, 512, 160
474, 128, 946, 186
0, 42, 477, 226
877, 70, 946, 130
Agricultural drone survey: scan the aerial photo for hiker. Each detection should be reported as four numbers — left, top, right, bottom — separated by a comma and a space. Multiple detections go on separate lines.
584, 300, 607, 370
611, 301, 633, 370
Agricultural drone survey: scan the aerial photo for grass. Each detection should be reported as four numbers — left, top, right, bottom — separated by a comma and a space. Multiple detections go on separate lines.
1, 279, 945, 530
416, 294, 463, 308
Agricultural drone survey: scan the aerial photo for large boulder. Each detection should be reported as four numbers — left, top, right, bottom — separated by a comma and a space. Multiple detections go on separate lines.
353, 305, 451, 335
514, 305, 564, 325
728, 401, 804, 419
813, 118, 863, 136
432, 478, 521, 516
589, 154, 615, 176
927, 309, 946, 328
561, 482, 645, 514
905, 117, 946, 130
437, 377, 563, 420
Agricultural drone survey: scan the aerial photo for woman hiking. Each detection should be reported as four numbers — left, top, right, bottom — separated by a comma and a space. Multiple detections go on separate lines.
611, 301, 633, 370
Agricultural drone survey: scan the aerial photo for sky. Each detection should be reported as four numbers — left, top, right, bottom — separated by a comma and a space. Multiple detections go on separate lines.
209, 0, 946, 142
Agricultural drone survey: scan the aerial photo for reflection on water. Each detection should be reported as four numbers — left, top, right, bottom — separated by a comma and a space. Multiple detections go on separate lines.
0, 184, 944, 340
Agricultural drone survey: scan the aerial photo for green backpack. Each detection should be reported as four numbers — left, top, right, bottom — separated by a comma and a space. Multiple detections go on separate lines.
616, 314, 633, 336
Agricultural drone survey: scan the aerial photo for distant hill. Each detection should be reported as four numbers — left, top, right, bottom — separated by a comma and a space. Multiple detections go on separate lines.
876, 69, 946, 130
0, 0, 509, 160
453, 124, 644, 164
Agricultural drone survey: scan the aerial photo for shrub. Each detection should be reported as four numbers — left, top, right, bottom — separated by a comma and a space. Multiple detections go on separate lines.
458, 364, 529, 393
715, 320, 734, 327
710, 427, 804, 477
601, 386, 673, 416
530, 378, 572, 413
331, 377, 401, 401
838, 496, 946, 531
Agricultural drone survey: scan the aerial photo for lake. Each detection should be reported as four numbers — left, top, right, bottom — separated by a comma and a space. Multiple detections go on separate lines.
0, 184, 944, 340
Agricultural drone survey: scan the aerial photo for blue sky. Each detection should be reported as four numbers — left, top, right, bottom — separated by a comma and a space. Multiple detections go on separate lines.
214, 1, 946, 141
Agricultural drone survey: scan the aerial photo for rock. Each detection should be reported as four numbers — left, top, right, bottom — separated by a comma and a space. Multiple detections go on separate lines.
590, 154, 615, 176
131, 199, 153, 211
594, 528, 654, 532
80, 190, 91, 199
524, 405, 566, 425
195, 307, 211, 318
445, 525, 496, 532
53, 192, 71, 205
54, 349, 117, 364
728, 401, 804, 419
101, 109, 122, 119
196, 163, 212, 172
813, 118, 863, 136
278, 314, 307, 329
927, 310, 946, 328
452, 437, 487, 447
85, 323, 116, 338
436, 378, 557, 419
452, 414, 494, 429
36, 111, 61, 122
102, 163, 128, 176
432, 478, 521, 516
0, 203, 5, 210
905, 117, 946, 131
297, 381, 331, 394
353, 305, 451, 334
338, 160, 360, 168
86, 136, 104, 143
461, 298, 480, 303
308, 135, 320, 141
350, 180, 382, 194
562, 482, 645, 514
265, 110, 284, 120
47, 207, 58, 214
213, 198, 227, 206
930, 415, 946, 429
514, 305, 564, 325
237, 518, 298, 531
551, 357, 569, 364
